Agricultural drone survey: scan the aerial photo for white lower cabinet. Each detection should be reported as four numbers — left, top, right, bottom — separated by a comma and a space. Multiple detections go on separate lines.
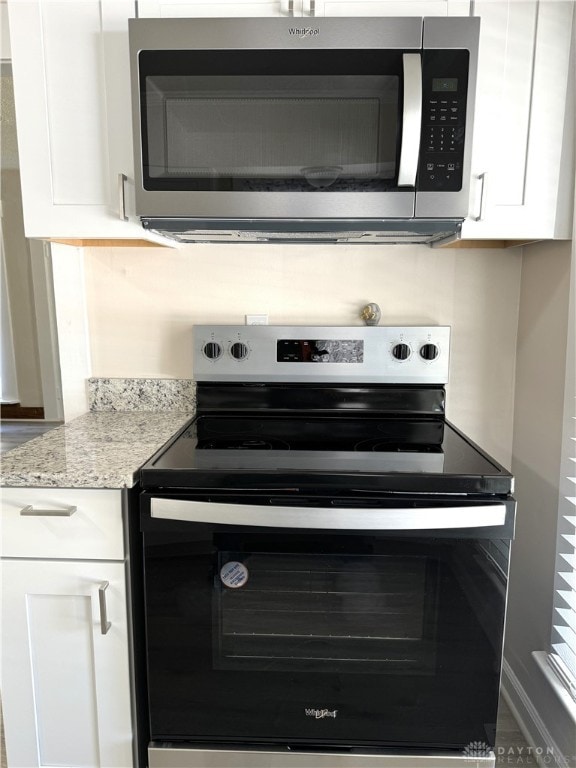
0, 489, 133, 768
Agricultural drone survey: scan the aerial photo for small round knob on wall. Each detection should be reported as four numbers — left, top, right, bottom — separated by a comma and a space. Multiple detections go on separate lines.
420, 343, 439, 361
203, 342, 222, 360
392, 343, 411, 361
230, 342, 249, 360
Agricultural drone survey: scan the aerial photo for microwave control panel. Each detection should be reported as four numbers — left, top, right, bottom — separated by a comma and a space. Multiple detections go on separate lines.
417, 49, 470, 193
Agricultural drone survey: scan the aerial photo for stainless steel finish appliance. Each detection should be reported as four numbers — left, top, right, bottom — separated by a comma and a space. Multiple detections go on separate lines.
129, 18, 479, 244
136, 325, 514, 768
148, 746, 497, 768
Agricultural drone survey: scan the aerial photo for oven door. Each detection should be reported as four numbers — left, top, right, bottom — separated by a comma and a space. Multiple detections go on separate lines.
140, 493, 514, 753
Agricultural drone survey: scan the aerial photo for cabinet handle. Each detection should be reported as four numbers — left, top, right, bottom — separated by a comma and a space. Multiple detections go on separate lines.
288, 0, 294, 15
118, 173, 128, 222
308, 0, 316, 15
98, 581, 112, 635
20, 505, 77, 517
475, 172, 489, 221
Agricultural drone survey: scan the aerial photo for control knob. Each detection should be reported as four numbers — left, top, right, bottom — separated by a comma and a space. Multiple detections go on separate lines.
230, 342, 249, 360
203, 341, 222, 360
420, 343, 439, 361
392, 343, 411, 361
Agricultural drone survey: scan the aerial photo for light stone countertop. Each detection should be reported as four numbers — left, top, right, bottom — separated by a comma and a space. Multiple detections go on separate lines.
0, 410, 193, 489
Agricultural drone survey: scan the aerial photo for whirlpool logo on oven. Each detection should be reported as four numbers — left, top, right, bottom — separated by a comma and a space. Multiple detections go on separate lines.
289, 27, 320, 38
305, 708, 338, 719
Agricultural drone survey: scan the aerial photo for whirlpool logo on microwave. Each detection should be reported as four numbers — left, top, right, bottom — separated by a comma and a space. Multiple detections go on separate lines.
289, 27, 320, 37
305, 708, 338, 719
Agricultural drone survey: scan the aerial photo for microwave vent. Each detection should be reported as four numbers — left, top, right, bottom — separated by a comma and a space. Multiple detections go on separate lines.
142, 218, 462, 246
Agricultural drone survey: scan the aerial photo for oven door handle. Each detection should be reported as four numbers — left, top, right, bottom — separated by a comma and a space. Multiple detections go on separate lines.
150, 498, 506, 530
397, 52, 422, 188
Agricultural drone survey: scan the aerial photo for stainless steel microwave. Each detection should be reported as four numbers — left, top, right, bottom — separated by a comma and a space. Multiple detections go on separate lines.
129, 17, 479, 244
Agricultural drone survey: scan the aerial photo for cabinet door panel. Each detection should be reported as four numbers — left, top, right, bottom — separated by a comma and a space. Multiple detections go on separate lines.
313, 0, 450, 16
1, 560, 132, 768
7, 0, 169, 240
463, 0, 574, 238
26, 1, 107, 206
28, 593, 100, 765
101, 1, 137, 218
474, 1, 536, 207
137, 0, 295, 17
495, 1, 536, 205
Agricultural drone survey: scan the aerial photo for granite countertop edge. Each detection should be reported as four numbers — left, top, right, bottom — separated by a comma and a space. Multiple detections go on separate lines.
0, 409, 194, 490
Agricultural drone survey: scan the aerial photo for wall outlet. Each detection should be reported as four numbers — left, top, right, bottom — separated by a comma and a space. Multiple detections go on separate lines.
246, 314, 269, 325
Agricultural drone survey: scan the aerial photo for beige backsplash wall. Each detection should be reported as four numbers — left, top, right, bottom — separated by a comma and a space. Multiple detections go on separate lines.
84, 244, 522, 467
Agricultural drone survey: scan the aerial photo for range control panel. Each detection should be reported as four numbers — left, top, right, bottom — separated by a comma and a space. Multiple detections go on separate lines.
194, 326, 451, 384
418, 49, 470, 192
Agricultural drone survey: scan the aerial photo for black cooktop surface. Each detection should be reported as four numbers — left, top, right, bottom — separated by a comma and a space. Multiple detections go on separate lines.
140, 414, 513, 495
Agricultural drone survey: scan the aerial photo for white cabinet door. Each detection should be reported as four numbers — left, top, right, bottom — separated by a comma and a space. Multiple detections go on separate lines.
462, 0, 574, 239
308, 0, 462, 18
137, 0, 299, 17
7, 0, 165, 241
1, 559, 133, 768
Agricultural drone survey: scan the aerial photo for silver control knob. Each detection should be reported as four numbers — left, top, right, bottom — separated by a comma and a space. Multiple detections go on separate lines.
203, 342, 222, 360
230, 342, 249, 360
420, 343, 439, 361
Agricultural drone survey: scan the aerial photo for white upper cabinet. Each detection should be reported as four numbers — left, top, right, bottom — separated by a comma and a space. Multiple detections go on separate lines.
309, 0, 467, 17
7, 0, 166, 242
462, 0, 574, 240
315, 0, 574, 241
137, 0, 297, 17
8, 0, 574, 243
137, 0, 471, 19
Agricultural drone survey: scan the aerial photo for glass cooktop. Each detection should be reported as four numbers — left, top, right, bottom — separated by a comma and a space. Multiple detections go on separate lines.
141, 414, 513, 495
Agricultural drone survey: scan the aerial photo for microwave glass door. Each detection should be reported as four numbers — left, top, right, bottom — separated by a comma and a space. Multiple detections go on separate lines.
141, 504, 509, 751
138, 51, 403, 192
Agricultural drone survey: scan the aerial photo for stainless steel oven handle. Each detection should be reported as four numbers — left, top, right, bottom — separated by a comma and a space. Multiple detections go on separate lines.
150, 498, 506, 530
397, 53, 422, 188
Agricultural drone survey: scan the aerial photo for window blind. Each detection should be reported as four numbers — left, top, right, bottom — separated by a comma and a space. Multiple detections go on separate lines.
550, 421, 576, 697
549, 237, 576, 699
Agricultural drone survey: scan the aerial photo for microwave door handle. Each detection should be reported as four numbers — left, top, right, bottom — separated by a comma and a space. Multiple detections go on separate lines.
397, 53, 422, 187
150, 498, 506, 530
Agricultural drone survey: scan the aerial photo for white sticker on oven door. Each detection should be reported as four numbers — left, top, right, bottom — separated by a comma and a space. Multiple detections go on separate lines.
220, 561, 249, 589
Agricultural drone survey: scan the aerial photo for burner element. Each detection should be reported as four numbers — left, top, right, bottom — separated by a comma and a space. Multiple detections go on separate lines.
354, 438, 440, 453
198, 437, 291, 450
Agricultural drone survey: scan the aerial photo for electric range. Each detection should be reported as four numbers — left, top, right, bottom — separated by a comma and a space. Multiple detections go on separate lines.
137, 325, 515, 768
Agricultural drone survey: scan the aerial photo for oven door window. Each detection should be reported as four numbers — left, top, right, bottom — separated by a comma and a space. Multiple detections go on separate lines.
138, 51, 401, 192
142, 520, 509, 751
215, 551, 438, 674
